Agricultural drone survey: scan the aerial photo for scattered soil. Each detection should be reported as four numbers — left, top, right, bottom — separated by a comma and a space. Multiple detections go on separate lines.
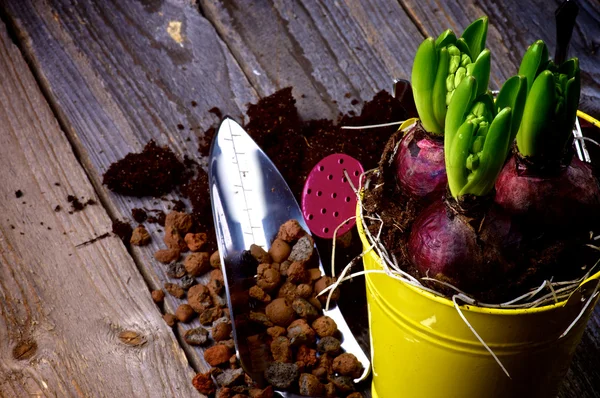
146, 209, 166, 226
245, 87, 407, 199
103, 140, 186, 196
181, 170, 217, 253
112, 219, 133, 244
67, 195, 96, 212
103, 88, 409, 396
208, 107, 223, 119
197, 126, 215, 157
170, 199, 186, 212
15, 190, 23, 198
131, 208, 148, 223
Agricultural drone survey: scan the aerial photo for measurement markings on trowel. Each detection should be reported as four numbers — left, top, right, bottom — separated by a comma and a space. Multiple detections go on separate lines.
225, 120, 267, 249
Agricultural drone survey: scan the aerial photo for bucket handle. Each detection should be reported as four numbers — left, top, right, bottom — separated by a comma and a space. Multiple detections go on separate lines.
560, 269, 600, 338
565, 269, 600, 306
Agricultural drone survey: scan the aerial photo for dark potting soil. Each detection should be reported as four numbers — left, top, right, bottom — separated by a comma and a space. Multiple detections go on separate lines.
103, 87, 408, 283
112, 219, 133, 244
147, 209, 166, 226
67, 195, 85, 211
67, 195, 96, 212
103, 140, 187, 197
242, 87, 408, 357
197, 126, 215, 157
362, 124, 598, 303
362, 126, 422, 279
181, 169, 217, 253
245, 87, 408, 199
131, 208, 148, 223
170, 199, 186, 212
102, 88, 411, 394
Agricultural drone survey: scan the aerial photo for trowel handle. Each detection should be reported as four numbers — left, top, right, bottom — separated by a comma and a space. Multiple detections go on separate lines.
554, 0, 579, 64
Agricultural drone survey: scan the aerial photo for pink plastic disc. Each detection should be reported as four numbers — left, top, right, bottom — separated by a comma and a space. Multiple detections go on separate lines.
302, 154, 364, 239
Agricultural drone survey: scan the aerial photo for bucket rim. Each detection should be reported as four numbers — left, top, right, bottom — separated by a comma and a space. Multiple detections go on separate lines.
356, 202, 600, 316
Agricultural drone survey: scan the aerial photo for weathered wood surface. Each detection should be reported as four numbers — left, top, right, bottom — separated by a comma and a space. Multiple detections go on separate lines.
200, 0, 600, 118
200, 0, 424, 121
0, 0, 259, 375
0, 19, 198, 398
0, 0, 599, 396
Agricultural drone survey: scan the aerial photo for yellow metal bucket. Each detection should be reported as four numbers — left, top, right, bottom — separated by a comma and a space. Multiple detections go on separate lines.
356, 207, 600, 398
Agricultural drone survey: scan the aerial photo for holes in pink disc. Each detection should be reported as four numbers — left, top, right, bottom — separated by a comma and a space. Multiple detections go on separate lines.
324, 227, 329, 233
333, 211, 339, 217
321, 208, 327, 214
345, 221, 350, 225
338, 158, 344, 164
327, 174, 333, 180
307, 188, 312, 194
316, 191, 322, 197
331, 192, 337, 199
354, 170, 360, 176
308, 214, 314, 220
342, 176, 347, 183
345, 196, 351, 202
318, 165, 325, 171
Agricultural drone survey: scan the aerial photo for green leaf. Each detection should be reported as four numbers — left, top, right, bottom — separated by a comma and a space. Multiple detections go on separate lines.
460, 107, 513, 196
475, 93, 495, 120
518, 40, 549, 95
455, 37, 472, 59
436, 29, 457, 48
460, 16, 489, 59
432, 47, 450, 132
412, 38, 443, 134
447, 121, 477, 198
516, 71, 556, 157
561, 73, 580, 148
469, 49, 491, 97
559, 57, 579, 78
495, 75, 527, 143
445, 76, 478, 149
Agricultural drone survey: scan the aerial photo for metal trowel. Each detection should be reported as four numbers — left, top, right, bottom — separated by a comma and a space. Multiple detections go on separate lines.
208, 117, 370, 397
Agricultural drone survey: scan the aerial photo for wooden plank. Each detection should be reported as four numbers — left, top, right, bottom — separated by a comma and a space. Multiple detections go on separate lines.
0, 19, 198, 397
201, 0, 599, 118
200, 0, 425, 120
0, 0, 259, 374
397, 0, 600, 115
3, 0, 599, 395
562, 313, 600, 398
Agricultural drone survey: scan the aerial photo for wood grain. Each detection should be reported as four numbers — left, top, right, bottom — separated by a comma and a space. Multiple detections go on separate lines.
1, 0, 599, 396
0, 0, 259, 374
200, 0, 424, 120
201, 0, 600, 120
0, 19, 198, 397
